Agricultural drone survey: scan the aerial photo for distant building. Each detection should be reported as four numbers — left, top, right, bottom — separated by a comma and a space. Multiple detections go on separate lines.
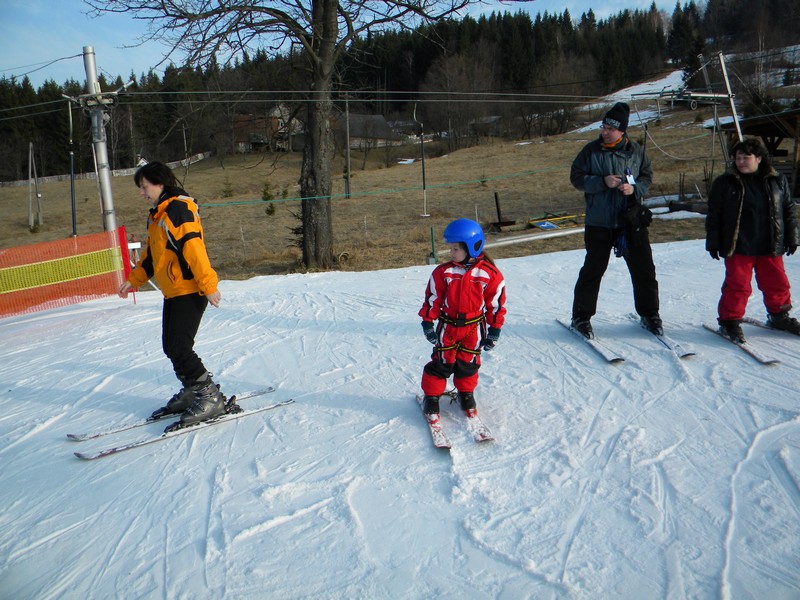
232, 104, 303, 153
469, 115, 504, 137
330, 113, 402, 149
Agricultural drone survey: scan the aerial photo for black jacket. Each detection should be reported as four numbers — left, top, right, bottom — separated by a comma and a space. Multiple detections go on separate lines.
570, 136, 653, 229
706, 166, 798, 258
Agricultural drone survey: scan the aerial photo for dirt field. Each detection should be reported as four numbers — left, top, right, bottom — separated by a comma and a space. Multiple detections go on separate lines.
0, 107, 716, 279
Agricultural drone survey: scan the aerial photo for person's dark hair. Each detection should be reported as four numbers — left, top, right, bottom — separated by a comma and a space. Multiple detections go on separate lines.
730, 137, 772, 175
453, 241, 495, 265
134, 161, 181, 188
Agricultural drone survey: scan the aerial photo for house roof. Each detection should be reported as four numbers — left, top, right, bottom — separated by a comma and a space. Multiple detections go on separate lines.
713, 107, 800, 140
331, 113, 401, 140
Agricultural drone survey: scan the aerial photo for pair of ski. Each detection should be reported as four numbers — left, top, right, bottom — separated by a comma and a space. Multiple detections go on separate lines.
703, 317, 796, 365
416, 391, 494, 450
69, 387, 294, 460
557, 315, 695, 363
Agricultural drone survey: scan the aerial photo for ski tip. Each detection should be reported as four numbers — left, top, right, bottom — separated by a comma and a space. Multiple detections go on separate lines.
66, 433, 87, 442
74, 451, 98, 460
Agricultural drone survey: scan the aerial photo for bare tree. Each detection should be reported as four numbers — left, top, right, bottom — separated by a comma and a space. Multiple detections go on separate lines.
83, 0, 507, 268
420, 42, 498, 151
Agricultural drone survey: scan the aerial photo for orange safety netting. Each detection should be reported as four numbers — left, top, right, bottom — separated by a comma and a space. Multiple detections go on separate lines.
0, 227, 130, 318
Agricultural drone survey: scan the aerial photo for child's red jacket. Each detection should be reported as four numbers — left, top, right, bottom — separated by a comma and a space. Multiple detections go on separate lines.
419, 256, 506, 330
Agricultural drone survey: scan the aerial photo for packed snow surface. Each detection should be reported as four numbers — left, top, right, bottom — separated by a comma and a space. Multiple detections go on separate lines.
2, 240, 800, 599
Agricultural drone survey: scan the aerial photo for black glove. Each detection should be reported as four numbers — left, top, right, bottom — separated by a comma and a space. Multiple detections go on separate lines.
482, 327, 501, 351
421, 321, 437, 345
623, 204, 652, 228
709, 250, 720, 260
786, 245, 797, 256
638, 206, 653, 227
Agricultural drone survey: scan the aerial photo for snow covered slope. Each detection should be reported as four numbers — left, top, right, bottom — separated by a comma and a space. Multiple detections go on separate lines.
2, 240, 799, 599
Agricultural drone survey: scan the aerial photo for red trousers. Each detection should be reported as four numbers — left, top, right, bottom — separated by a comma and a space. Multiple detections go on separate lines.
421, 322, 483, 396
718, 254, 792, 320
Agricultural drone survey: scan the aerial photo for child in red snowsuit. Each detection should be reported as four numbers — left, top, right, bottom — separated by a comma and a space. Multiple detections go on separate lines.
419, 219, 506, 423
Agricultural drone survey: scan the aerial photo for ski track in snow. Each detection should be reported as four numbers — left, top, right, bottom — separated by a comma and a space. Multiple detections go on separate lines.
2, 240, 800, 597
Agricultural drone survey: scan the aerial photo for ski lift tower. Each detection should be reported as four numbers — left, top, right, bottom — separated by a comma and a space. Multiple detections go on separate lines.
82, 46, 118, 232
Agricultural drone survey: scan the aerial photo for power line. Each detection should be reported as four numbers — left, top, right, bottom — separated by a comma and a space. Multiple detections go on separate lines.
0, 98, 67, 115
0, 54, 83, 81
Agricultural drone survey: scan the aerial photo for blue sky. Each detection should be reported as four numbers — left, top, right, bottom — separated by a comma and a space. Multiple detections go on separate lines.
1, 0, 662, 89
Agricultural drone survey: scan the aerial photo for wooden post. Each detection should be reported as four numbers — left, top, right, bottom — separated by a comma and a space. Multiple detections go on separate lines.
494, 192, 504, 223
28, 142, 43, 229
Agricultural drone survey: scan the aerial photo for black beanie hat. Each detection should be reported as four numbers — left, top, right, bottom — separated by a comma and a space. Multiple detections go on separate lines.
602, 102, 630, 132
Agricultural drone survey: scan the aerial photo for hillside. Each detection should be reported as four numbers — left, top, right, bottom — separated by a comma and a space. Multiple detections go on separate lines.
0, 90, 714, 276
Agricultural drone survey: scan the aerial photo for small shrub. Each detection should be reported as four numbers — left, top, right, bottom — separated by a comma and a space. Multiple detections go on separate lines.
262, 181, 276, 216
222, 176, 233, 198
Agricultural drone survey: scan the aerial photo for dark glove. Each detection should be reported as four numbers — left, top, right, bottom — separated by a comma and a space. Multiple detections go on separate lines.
638, 206, 653, 227
482, 327, 501, 351
786, 245, 797, 256
421, 321, 437, 345
709, 250, 720, 260
623, 204, 653, 228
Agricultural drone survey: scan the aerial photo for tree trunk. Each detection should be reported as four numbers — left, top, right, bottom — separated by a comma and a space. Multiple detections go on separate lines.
299, 96, 334, 269
298, 0, 337, 269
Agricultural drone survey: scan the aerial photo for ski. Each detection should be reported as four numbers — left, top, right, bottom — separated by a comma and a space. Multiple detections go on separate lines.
416, 395, 452, 449
702, 323, 780, 365
628, 314, 695, 358
556, 318, 625, 363
74, 398, 295, 460
67, 387, 276, 441
441, 390, 494, 443
465, 413, 495, 442
742, 316, 800, 337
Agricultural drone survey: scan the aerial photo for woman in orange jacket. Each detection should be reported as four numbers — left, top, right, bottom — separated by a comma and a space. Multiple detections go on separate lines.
119, 161, 226, 425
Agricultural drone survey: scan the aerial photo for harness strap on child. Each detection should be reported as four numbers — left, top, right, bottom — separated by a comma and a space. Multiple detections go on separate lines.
438, 313, 485, 327
434, 341, 482, 355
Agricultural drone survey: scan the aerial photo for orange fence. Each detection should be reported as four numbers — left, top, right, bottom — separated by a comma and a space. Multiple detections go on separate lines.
0, 227, 130, 318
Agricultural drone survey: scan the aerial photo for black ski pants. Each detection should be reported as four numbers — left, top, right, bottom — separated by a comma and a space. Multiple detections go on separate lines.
162, 292, 209, 386
572, 226, 659, 320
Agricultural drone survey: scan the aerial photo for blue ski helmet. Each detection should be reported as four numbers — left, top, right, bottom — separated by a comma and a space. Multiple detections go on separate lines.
443, 218, 485, 258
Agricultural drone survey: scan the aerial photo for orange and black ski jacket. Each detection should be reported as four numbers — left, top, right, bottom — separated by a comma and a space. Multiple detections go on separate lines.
128, 187, 219, 299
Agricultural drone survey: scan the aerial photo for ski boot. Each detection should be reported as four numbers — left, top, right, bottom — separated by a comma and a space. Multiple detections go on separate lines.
457, 391, 476, 411
150, 385, 195, 420
571, 317, 593, 339
422, 395, 441, 424
458, 391, 479, 418
719, 319, 745, 343
641, 314, 663, 336
767, 311, 800, 335
180, 373, 227, 425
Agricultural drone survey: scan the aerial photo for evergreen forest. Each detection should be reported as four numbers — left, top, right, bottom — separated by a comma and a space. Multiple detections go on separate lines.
1, 0, 798, 182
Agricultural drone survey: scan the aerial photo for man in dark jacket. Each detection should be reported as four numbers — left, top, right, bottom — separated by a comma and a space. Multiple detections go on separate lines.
706, 137, 800, 342
569, 102, 660, 339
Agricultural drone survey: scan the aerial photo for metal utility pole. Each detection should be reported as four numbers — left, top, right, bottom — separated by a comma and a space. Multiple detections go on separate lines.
718, 52, 743, 143
699, 54, 731, 168
83, 45, 117, 231
344, 97, 351, 199
413, 103, 429, 217
67, 101, 77, 236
